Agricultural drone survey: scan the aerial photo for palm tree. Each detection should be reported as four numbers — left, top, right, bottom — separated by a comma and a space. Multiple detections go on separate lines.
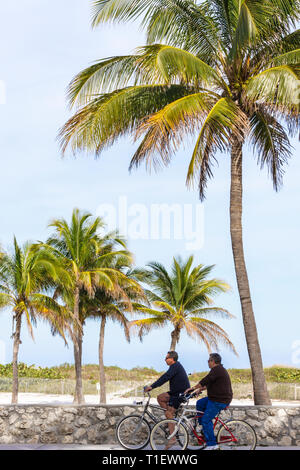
130, 256, 237, 356
83, 270, 145, 403
45, 208, 136, 403
0, 238, 72, 404
92, 292, 132, 404
59, 0, 299, 404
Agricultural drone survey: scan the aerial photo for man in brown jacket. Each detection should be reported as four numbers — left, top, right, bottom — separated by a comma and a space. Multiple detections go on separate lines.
186, 353, 233, 450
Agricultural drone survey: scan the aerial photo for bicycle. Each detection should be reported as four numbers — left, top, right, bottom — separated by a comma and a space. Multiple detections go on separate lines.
116, 390, 180, 450
150, 392, 257, 450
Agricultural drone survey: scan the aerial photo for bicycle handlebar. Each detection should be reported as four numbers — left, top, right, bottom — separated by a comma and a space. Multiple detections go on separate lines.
142, 387, 201, 401
179, 391, 201, 401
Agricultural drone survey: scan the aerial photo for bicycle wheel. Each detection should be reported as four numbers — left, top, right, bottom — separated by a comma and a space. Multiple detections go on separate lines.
150, 419, 188, 451
116, 415, 151, 450
217, 420, 257, 450
185, 415, 206, 450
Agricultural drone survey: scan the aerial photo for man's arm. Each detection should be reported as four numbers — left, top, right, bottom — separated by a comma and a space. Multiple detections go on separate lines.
185, 384, 206, 394
185, 368, 217, 394
150, 368, 174, 389
145, 364, 177, 392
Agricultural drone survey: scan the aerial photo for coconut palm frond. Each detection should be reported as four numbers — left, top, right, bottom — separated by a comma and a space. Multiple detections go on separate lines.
131, 306, 169, 318
130, 316, 168, 342
270, 48, 300, 68
145, 2, 221, 62
152, 300, 176, 316
59, 84, 193, 156
68, 55, 146, 108
136, 44, 224, 87
186, 97, 248, 200
130, 91, 217, 172
0, 292, 14, 309
30, 293, 76, 344
184, 320, 213, 352
91, 0, 221, 60
189, 306, 235, 320
67, 41, 223, 114
249, 110, 293, 191
188, 317, 238, 355
129, 256, 235, 351
103, 304, 131, 342
19, 301, 34, 341
246, 64, 300, 115
230, 0, 273, 59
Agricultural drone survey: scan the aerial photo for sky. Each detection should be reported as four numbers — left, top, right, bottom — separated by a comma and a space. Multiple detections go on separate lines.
0, 0, 299, 374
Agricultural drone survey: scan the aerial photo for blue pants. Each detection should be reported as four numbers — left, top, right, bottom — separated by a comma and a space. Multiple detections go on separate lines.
196, 397, 229, 446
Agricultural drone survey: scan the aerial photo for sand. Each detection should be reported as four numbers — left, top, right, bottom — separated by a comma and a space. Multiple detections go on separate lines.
0, 392, 299, 407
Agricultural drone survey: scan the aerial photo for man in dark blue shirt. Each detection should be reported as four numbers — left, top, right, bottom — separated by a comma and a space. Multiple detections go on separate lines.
144, 351, 190, 447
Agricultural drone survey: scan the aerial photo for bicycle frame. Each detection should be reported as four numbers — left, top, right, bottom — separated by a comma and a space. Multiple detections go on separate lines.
185, 411, 237, 445
134, 392, 169, 426
169, 400, 237, 446
118, 391, 184, 448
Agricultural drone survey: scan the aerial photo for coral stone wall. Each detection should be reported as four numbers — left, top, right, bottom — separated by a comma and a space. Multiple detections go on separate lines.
0, 405, 299, 446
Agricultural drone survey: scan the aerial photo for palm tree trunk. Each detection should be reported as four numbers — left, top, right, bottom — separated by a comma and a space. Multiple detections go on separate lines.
73, 331, 85, 403
11, 313, 22, 404
170, 327, 180, 351
98, 316, 107, 404
73, 284, 85, 404
230, 137, 271, 405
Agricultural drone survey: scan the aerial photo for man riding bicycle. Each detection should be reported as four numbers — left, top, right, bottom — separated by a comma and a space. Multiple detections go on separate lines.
144, 351, 190, 448
186, 353, 233, 450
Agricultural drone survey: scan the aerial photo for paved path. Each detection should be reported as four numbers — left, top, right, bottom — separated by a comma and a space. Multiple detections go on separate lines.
0, 444, 122, 450
1, 393, 300, 407
0, 444, 299, 450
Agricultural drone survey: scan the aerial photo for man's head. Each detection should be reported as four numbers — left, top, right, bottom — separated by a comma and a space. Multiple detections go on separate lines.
208, 353, 222, 368
165, 351, 178, 366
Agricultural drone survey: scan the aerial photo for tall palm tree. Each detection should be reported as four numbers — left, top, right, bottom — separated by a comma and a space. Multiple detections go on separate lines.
130, 256, 237, 355
45, 208, 135, 403
59, 0, 299, 404
0, 238, 72, 404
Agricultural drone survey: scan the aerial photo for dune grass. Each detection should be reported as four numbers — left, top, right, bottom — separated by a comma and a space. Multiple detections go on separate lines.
1, 363, 299, 383
0, 363, 299, 399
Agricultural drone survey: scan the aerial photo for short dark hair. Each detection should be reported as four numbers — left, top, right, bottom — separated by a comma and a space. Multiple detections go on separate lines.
209, 353, 222, 364
167, 351, 178, 361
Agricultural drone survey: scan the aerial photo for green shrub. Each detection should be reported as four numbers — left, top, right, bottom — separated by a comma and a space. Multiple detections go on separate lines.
0, 363, 298, 384
0, 363, 64, 379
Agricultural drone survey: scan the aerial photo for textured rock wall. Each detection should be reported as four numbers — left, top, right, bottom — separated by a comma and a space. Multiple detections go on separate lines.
221, 406, 300, 447
0, 405, 299, 446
